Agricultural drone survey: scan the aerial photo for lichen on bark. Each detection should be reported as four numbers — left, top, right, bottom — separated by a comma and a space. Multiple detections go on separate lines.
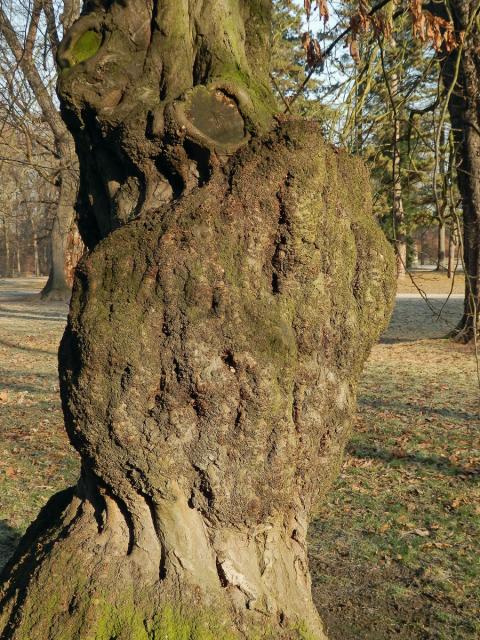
0, 2, 396, 639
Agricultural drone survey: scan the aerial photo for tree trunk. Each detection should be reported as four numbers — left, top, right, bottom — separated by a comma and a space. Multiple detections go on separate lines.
32, 228, 40, 277
437, 221, 447, 271
435, 1, 480, 341
2, 217, 11, 277
447, 229, 456, 279
0, 2, 396, 638
14, 219, 21, 276
390, 60, 407, 278
40, 151, 78, 302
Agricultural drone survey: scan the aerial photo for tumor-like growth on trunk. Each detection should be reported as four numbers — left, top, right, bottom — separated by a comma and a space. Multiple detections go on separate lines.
0, 2, 396, 639
56, 0, 275, 248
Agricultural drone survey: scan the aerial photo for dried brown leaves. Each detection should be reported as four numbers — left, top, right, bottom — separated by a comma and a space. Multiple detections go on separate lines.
302, 0, 329, 67
409, 0, 461, 53
302, 31, 323, 68
302, 0, 461, 68
304, 0, 329, 24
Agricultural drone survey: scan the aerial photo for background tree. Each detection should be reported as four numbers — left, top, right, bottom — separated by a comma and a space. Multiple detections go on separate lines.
429, 0, 480, 341
294, 0, 479, 340
0, 0, 80, 300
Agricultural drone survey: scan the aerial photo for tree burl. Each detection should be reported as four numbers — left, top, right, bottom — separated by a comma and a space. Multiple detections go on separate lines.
0, 1, 395, 638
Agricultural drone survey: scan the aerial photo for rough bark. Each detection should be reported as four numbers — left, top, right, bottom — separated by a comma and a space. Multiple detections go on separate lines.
0, 2, 396, 639
433, 1, 480, 341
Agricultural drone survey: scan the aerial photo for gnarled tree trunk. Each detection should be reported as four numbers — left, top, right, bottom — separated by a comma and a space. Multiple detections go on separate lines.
0, 2, 395, 639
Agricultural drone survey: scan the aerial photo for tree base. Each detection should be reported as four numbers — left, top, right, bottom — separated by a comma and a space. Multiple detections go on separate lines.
448, 314, 479, 344
40, 280, 71, 303
0, 485, 325, 640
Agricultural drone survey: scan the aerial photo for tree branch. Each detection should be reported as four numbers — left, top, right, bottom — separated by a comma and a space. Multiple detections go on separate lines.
0, 6, 67, 145
286, 0, 396, 111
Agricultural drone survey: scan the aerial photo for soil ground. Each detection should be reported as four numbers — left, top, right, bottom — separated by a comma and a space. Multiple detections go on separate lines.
0, 275, 478, 639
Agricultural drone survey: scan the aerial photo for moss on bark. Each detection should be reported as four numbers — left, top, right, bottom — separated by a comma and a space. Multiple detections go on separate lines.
0, 119, 395, 640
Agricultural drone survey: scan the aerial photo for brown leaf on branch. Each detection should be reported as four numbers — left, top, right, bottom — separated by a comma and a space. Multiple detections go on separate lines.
304, 0, 312, 20
409, 1, 459, 52
302, 31, 323, 68
304, 1, 329, 24
371, 11, 393, 40
346, 10, 370, 65
347, 35, 361, 65
351, 10, 370, 35
359, 0, 371, 20
319, 0, 330, 24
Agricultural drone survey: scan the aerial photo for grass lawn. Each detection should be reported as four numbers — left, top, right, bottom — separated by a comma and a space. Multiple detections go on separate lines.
397, 270, 465, 295
0, 278, 478, 639
311, 337, 479, 639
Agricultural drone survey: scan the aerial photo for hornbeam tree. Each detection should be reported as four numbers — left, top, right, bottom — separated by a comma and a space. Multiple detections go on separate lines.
0, 1, 395, 639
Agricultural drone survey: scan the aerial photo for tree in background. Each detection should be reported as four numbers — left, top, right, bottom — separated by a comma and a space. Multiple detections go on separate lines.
294, 0, 479, 341
430, 0, 480, 341
0, 0, 80, 300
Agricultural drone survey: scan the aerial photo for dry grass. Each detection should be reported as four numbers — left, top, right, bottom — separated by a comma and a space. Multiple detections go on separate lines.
0, 279, 478, 640
0, 278, 79, 567
311, 301, 479, 640
397, 271, 465, 295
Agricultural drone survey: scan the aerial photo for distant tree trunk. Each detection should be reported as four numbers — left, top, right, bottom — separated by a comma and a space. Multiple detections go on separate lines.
2, 217, 11, 277
437, 221, 447, 270
433, 0, 480, 341
32, 224, 40, 276
390, 45, 407, 278
436, 126, 448, 272
40, 146, 78, 300
14, 219, 21, 275
0, 2, 396, 639
393, 121, 407, 276
447, 229, 456, 279
0, 4, 78, 302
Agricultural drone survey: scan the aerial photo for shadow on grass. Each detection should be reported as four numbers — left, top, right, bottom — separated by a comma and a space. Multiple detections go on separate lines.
359, 396, 477, 422
0, 338, 57, 356
0, 370, 56, 396
0, 520, 21, 572
0, 305, 67, 323
347, 442, 479, 479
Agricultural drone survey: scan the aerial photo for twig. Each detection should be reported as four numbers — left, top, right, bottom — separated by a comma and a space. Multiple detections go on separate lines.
286, 0, 395, 111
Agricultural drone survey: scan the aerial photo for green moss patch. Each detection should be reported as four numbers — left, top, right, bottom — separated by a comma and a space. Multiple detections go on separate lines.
68, 30, 102, 67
